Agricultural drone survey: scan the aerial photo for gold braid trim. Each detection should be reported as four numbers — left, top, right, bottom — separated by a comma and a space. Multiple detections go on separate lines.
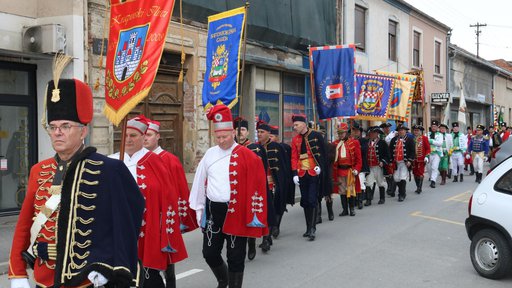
37, 233, 56, 241
35, 194, 49, 201
43, 224, 56, 232
80, 179, 99, 185
75, 229, 92, 237
73, 251, 90, 260
85, 159, 103, 166
77, 204, 96, 211
45, 262, 56, 270
41, 163, 57, 169
77, 191, 97, 199
83, 168, 101, 175
74, 240, 92, 249
77, 217, 94, 225
70, 261, 87, 270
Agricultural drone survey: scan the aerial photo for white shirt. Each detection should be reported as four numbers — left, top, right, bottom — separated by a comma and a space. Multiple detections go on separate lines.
189, 142, 237, 211
109, 147, 149, 180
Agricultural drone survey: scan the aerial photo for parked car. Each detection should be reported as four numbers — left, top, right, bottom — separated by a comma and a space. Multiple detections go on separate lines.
465, 156, 512, 279
490, 137, 512, 170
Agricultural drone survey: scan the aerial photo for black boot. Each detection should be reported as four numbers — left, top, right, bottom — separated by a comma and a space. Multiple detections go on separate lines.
378, 186, 386, 204
386, 177, 393, 196
417, 177, 423, 194
470, 164, 475, 175
389, 180, 397, 197
339, 196, 348, 216
316, 201, 322, 224
211, 263, 228, 288
228, 271, 244, 288
364, 187, 372, 206
477, 172, 482, 183
349, 197, 356, 216
259, 236, 271, 252
475, 172, 479, 183
460, 174, 463, 182
430, 180, 436, 188
303, 208, 311, 237
326, 199, 334, 221
414, 177, 420, 193
398, 180, 406, 202
272, 214, 282, 239
308, 207, 317, 241
357, 192, 364, 210
165, 264, 176, 288
247, 238, 256, 260
447, 169, 452, 179
453, 175, 458, 182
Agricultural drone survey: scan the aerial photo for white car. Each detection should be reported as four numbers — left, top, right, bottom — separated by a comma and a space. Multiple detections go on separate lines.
465, 156, 512, 279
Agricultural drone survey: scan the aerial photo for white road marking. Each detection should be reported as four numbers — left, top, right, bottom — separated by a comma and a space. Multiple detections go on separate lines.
176, 268, 203, 280
410, 211, 465, 226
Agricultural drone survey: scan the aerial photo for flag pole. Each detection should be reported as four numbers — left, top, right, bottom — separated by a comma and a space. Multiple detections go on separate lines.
308, 46, 317, 125
119, 117, 127, 161
237, 2, 249, 142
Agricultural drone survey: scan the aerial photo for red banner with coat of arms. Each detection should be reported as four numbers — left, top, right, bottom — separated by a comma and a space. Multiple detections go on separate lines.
104, 0, 175, 126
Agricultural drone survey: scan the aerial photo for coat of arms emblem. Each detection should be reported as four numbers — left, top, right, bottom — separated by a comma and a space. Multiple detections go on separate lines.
357, 79, 385, 113
114, 25, 149, 82
209, 44, 229, 89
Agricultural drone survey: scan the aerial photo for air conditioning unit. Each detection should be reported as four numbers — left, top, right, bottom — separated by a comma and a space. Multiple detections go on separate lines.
22, 24, 66, 54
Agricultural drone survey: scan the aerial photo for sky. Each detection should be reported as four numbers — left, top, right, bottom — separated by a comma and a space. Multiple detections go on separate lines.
403, 0, 512, 61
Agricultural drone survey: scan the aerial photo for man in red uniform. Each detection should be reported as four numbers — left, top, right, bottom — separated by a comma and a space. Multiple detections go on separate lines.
332, 123, 362, 216
500, 122, 510, 142
412, 125, 431, 194
9, 74, 144, 287
290, 115, 328, 240
110, 116, 188, 288
189, 104, 268, 288
143, 119, 198, 288
364, 126, 389, 205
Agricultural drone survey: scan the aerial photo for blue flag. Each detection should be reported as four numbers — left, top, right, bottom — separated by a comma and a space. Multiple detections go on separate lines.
202, 7, 246, 110
310, 45, 356, 120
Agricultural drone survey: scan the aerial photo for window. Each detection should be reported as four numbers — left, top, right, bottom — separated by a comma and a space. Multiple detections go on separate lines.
495, 169, 512, 195
355, 5, 366, 52
435, 40, 441, 74
413, 31, 421, 67
388, 20, 397, 61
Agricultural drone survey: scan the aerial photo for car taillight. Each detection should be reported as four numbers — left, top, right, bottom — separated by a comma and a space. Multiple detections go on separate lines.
468, 195, 473, 215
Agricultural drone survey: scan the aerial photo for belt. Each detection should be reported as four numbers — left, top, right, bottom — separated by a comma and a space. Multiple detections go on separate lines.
337, 164, 351, 169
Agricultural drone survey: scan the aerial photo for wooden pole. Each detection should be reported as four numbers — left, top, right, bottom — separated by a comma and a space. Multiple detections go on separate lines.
237, 2, 250, 142
119, 117, 127, 161
308, 46, 317, 125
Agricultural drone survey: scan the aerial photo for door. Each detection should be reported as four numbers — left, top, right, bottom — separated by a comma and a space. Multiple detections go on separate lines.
114, 53, 184, 159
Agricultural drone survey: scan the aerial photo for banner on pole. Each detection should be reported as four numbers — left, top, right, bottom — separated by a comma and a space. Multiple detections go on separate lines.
354, 73, 395, 120
103, 0, 175, 126
375, 71, 417, 122
202, 6, 246, 110
310, 45, 356, 120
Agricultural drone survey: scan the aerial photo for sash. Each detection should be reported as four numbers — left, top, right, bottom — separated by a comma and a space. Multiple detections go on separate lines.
27, 188, 61, 257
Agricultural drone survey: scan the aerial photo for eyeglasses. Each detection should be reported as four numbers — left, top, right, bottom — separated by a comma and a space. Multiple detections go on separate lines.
45, 123, 84, 134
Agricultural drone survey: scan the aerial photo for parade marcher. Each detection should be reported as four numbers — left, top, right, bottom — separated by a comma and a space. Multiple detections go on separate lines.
412, 125, 431, 194
9, 73, 144, 288
332, 123, 362, 216
465, 127, 476, 175
110, 116, 188, 288
500, 122, 510, 143
255, 121, 291, 252
290, 114, 328, 240
143, 119, 198, 288
428, 120, 444, 188
365, 126, 390, 205
233, 117, 251, 147
189, 104, 268, 288
389, 124, 415, 202
350, 122, 368, 210
450, 122, 468, 183
438, 124, 453, 185
269, 126, 297, 227
467, 125, 490, 184
489, 125, 502, 163
380, 122, 396, 196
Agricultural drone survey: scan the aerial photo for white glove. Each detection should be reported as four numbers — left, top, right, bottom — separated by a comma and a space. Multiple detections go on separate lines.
424, 157, 429, 163
484, 156, 488, 162
313, 166, 321, 175
196, 209, 203, 228
293, 176, 300, 185
352, 169, 358, 175
10, 278, 30, 288
88, 271, 108, 287
466, 154, 471, 159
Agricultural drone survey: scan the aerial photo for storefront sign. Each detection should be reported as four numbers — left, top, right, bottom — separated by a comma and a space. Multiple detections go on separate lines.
431, 93, 450, 103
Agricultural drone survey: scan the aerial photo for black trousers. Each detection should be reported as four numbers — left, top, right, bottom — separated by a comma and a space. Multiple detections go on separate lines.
203, 200, 248, 273
299, 173, 319, 208
141, 267, 165, 288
